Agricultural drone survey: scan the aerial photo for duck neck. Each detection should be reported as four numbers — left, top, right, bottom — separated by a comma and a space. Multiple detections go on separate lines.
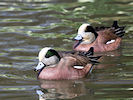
81, 32, 96, 44
82, 36, 96, 44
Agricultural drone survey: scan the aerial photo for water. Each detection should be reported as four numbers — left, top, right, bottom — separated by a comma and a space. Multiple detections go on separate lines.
0, 0, 133, 100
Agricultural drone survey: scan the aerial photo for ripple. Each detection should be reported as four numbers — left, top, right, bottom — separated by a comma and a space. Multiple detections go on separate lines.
0, 18, 33, 22
0, 73, 35, 80
11, 56, 36, 61
0, 64, 12, 67
27, 32, 76, 39
0, 85, 37, 91
78, 0, 95, 3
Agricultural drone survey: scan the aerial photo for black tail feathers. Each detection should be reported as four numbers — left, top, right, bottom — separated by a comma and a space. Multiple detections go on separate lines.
78, 47, 94, 57
112, 21, 126, 37
86, 47, 94, 56
89, 56, 101, 64
89, 59, 100, 64
112, 21, 119, 29
88, 56, 102, 60
77, 47, 101, 64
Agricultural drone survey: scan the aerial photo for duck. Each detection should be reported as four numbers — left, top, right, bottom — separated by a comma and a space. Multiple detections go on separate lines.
34, 47, 101, 80
73, 21, 125, 52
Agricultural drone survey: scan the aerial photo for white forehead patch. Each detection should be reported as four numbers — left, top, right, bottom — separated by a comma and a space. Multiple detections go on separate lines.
38, 47, 52, 61
78, 23, 90, 35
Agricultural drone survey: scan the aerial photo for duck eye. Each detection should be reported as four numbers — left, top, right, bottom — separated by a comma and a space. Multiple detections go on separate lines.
85, 26, 94, 32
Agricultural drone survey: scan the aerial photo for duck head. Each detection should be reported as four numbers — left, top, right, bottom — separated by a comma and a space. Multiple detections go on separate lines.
34, 47, 61, 71
74, 24, 98, 48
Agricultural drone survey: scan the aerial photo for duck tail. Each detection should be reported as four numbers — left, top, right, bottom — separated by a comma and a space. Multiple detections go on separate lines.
112, 21, 119, 29
89, 56, 102, 64
86, 47, 94, 56
112, 21, 126, 37
78, 47, 101, 64
89, 59, 100, 64
88, 56, 102, 60
78, 47, 94, 57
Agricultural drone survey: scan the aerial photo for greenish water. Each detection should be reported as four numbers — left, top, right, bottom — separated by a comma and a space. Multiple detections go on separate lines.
0, 0, 133, 100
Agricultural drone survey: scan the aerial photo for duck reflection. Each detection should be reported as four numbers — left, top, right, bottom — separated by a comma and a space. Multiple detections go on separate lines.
36, 79, 88, 99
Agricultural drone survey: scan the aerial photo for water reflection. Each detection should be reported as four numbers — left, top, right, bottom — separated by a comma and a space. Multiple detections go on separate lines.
37, 79, 133, 100
37, 79, 88, 99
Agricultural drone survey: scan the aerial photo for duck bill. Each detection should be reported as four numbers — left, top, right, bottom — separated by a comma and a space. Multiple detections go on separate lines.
34, 62, 46, 72
74, 34, 83, 41
73, 34, 83, 49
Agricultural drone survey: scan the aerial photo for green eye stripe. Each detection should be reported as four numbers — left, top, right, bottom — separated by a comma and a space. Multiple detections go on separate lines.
45, 49, 61, 60
47, 51, 54, 56
45, 51, 54, 58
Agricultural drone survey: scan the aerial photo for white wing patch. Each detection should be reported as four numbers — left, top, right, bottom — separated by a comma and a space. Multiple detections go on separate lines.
106, 40, 115, 44
73, 66, 84, 69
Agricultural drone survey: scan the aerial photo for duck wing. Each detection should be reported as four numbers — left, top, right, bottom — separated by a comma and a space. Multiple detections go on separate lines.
70, 47, 101, 65
58, 47, 93, 58
58, 50, 76, 58
77, 47, 94, 56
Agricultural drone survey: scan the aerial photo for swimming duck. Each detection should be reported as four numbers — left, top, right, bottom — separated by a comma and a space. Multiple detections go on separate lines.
73, 21, 125, 52
34, 47, 101, 80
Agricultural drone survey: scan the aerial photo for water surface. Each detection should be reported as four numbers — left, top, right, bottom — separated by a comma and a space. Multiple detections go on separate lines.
0, 0, 133, 100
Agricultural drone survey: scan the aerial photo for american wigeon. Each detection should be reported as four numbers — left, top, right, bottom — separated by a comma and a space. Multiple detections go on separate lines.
34, 47, 101, 80
73, 21, 125, 52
